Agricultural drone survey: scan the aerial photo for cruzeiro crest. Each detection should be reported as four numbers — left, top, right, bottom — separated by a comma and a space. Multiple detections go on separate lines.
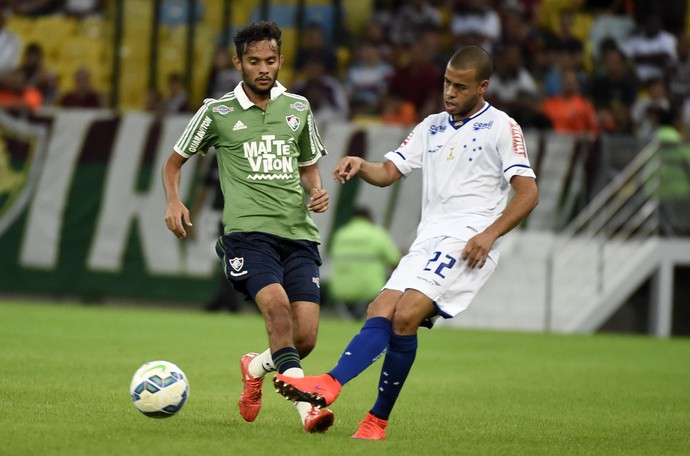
0, 112, 48, 236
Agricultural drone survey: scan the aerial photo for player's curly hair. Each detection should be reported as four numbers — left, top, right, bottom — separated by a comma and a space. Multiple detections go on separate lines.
449, 46, 493, 83
233, 21, 282, 60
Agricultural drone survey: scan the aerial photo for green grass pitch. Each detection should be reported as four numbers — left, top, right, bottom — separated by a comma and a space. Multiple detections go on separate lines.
1, 299, 688, 455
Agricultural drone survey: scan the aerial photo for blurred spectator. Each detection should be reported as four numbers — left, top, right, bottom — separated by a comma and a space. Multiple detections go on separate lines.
542, 43, 587, 98
291, 58, 349, 126
359, 19, 393, 63
19, 42, 58, 106
418, 23, 451, 72
499, 1, 543, 76
293, 22, 338, 77
328, 207, 400, 319
450, 0, 501, 53
621, 14, 677, 84
485, 43, 544, 128
631, 78, 671, 140
380, 88, 417, 125
633, 0, 687, 37
59, 67, 104, 108
145, 88, 165, 117
668, 35, 690, 105
650, 107, 690, 236
63, 0, 105, 18
586, 0, 635, 63
205, 46, 241, 99
0, 68, 42, 115
344, 40, 394, 116
587, 45, 637, 133
388, 0, 442, 47
387, 37, 443, 121
369, 0, 399, 40
541, 8, 585, 89
11, 0, 62, 16
0, 7, 21, 84
541, 69, 598, 134
162, 72, 190, 114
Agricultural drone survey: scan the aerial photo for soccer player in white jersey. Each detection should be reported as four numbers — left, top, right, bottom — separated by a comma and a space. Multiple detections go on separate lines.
162, 22, 335, 433
274, 45, 539, 440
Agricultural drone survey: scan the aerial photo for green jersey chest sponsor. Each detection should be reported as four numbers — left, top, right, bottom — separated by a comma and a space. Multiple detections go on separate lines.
242, 134, 295, 178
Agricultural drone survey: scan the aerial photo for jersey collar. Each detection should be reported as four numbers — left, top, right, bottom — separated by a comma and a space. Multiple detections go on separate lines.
233, 81, 287, 110
447, 102, 491, 129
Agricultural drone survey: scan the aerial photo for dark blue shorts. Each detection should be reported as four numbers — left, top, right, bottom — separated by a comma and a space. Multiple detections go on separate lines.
215, 232, 322, 304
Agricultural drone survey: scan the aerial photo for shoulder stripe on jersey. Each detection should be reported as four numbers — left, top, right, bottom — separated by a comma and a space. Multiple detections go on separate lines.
177, 106, 209, 149
504, 164, 532, 173
307, 112, 325, 157
283, 92, 309, 103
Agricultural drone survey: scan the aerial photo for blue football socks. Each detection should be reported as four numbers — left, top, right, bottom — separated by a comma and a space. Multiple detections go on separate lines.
370, 333, 418, 420
329, 316, 393, 385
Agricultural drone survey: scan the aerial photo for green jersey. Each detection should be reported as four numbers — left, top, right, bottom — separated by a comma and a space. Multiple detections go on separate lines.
174, 82, 326, 243
329, 217, 401, 302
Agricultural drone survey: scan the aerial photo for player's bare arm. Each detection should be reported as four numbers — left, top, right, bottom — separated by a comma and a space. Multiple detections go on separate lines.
299, 163, 329, 213
462, 176, 538, 269
333, 157, 402, 187
162, 152, 192, 239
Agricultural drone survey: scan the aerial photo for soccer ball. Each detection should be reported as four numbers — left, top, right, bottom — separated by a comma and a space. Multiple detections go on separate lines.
130, 360, 189, 418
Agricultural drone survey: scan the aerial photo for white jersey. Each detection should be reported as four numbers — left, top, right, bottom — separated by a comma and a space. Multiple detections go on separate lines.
384, 102, 536, 259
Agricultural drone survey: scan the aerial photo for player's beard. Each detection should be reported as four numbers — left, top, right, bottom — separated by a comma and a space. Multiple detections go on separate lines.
449, 93, 481, 119
243, 70, 279, 96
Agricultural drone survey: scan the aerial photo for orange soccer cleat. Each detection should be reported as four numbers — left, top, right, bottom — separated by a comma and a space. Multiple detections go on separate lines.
351, 412, 388, 440
238, 353, 263, 422
303, 406, 335, 433
273, 373, 342, 408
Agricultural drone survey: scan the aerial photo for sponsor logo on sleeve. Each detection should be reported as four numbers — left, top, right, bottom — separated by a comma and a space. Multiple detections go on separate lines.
212, 105, 234, 115
399, 131, 415, 148
290, 102, 307, 111
510, 119, 527, 157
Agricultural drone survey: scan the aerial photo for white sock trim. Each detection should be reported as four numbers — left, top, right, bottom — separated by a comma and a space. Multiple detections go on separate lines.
248, 349, 274, 378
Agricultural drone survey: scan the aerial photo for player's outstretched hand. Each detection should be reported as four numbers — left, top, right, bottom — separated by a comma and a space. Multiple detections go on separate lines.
308, 188, 329, 213
164, 200, 192, 238
333, 156, 363, 184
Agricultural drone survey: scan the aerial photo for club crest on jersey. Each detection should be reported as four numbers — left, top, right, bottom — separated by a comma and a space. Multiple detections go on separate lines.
290, 102, 307, 112
286, 115, 300, 131
229, 257, 247, 276
212, 105, 234, 115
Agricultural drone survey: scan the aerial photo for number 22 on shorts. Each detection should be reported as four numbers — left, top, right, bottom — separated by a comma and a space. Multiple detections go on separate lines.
423, 251, 457, 278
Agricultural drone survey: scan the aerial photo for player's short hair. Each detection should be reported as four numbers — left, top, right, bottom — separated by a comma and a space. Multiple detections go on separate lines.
448, 46, 493, 83
233, 21, 282, 60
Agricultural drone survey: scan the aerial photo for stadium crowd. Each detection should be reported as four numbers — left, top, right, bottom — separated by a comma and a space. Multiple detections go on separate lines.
0, 0, 690, 144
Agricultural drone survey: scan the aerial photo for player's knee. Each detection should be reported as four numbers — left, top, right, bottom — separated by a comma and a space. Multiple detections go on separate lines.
294, 338, 316, 358
262, 302, 292, 333
391, 309, 424, 335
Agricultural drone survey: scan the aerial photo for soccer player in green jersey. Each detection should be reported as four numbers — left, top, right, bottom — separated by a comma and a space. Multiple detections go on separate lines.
162, 22, 333, 433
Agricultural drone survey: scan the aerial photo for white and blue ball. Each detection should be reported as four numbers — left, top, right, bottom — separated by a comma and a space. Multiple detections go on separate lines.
130, 360, 189, 418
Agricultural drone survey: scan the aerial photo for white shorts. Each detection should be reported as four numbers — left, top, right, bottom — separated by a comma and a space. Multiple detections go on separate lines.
384, 236, 497, 319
